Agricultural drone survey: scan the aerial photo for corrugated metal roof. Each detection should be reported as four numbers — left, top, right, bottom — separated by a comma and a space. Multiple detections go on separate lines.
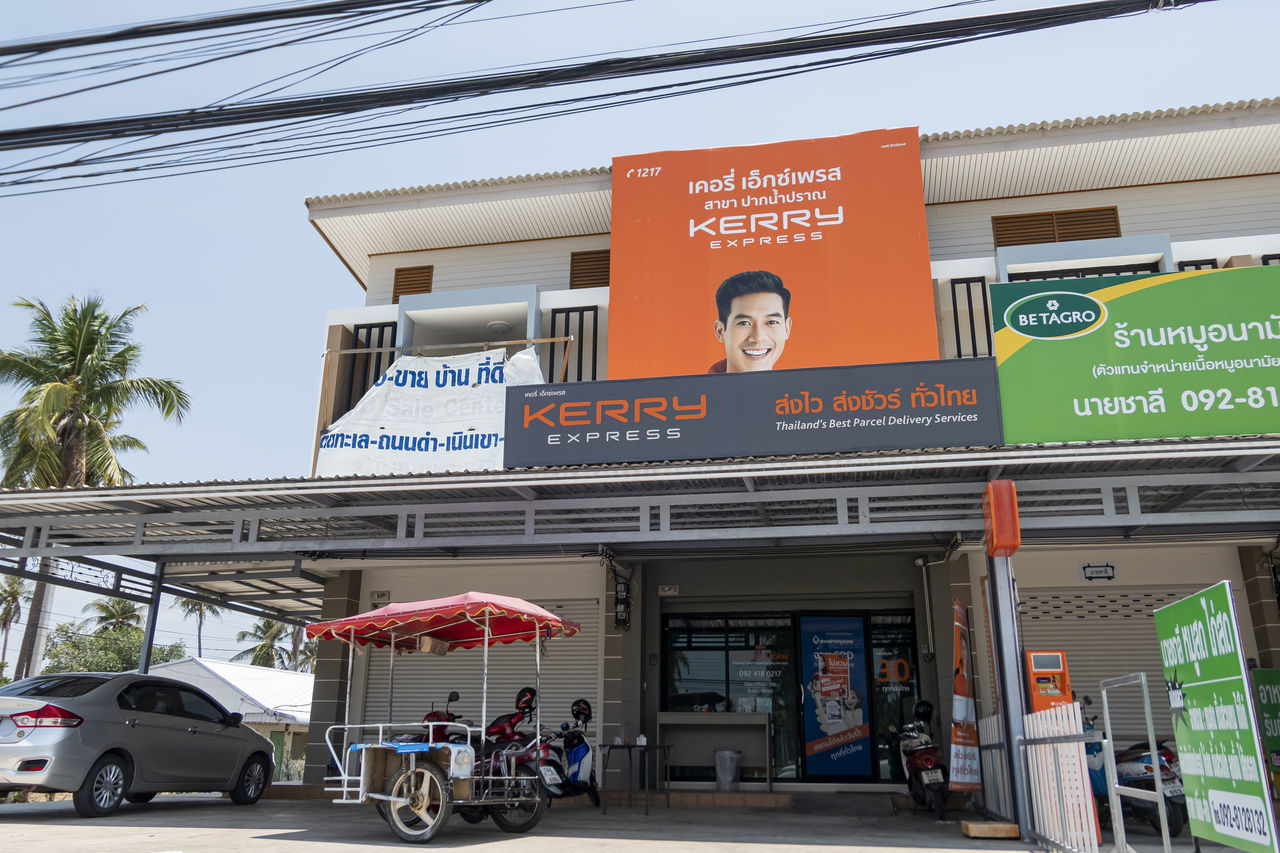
150, 657, 313, 724
0, 436, 1275, 513
305, 98, 1280, 287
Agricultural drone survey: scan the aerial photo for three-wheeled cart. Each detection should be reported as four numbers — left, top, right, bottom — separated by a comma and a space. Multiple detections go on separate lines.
305, 591, 581, 844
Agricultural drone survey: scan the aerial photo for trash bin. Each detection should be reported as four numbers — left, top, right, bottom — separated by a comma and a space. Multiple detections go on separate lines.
714, 749, 741, 792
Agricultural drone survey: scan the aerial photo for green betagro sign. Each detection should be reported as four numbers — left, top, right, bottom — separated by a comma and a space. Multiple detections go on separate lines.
1153, 582, 1278, 853
990, 266, 1280, 443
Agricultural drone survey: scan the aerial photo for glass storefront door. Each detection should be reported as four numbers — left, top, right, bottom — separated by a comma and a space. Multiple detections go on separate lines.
662, 610, 918, 783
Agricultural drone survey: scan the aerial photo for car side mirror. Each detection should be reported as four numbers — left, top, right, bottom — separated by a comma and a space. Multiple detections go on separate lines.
229, 712, 243, 727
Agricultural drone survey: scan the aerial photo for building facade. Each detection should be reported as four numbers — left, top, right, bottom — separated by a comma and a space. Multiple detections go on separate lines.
0, 99, 1275, 801
296, 98, 1280, 788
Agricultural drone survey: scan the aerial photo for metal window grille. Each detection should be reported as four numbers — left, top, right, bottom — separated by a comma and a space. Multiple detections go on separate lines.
1006, 261, 1159, 282
1176, 258, 1219, 271
548, 306, 599, 383
949, 276, 993, 358
344, 322, 397, 413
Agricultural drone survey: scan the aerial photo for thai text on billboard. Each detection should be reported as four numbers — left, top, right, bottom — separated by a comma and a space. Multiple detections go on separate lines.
609, 128, 938, 380
991, 266, 1280, 444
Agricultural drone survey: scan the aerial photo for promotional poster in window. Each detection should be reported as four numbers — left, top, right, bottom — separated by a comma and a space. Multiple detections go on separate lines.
800, 616, 871, 778
608, 129, 938, 380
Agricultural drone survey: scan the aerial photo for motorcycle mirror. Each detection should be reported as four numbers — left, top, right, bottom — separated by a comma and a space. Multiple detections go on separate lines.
448, 690, 460, 703
1081, 695, 1092, 706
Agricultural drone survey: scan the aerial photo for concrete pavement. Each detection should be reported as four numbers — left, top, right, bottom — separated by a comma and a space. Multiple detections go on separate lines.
0, 793, 1224, 852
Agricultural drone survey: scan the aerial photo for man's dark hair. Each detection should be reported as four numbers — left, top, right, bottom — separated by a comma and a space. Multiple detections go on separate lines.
715, 270, 791, 324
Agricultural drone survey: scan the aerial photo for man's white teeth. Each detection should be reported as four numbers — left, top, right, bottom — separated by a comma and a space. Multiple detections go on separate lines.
744, 348, 769, 357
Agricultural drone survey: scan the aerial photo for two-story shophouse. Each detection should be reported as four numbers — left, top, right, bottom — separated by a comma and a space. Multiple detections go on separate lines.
0, 98, 1276, 803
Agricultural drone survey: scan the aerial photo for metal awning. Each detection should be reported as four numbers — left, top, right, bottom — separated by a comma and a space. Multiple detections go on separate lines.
1, 438, 1277, 619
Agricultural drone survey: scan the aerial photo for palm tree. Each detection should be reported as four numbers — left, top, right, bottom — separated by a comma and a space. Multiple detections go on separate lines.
293, 638, 318, 673
81, 598, 145, 634
0, 576, 32, 669
233, 619, 291, 668
172, 598, 224, 658
0, 295, 189, 679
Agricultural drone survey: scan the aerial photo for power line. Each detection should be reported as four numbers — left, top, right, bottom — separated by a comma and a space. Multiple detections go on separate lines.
0, 0, 475, 58
0, 0, 1211, 152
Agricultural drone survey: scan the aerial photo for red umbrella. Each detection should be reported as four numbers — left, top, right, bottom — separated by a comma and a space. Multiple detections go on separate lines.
305, 590, 581, 652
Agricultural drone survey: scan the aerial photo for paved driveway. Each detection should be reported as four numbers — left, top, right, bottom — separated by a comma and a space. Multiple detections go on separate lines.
0, 795, 1214, 852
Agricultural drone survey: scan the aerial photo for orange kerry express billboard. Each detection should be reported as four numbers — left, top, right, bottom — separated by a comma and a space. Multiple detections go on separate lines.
608, 128, 937, 379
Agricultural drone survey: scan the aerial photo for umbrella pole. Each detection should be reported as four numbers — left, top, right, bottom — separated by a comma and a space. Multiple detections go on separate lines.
535, 622, 542, 770
481, 612, 489, 761
389, 630, 396, 724
344, 627, 355, 772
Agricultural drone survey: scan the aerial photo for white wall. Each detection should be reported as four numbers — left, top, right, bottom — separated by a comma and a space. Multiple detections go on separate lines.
925, 174, 1280, 262
365, 235, 610, 306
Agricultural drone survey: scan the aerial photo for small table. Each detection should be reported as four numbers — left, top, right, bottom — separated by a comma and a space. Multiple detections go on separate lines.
599, 743, 671, 815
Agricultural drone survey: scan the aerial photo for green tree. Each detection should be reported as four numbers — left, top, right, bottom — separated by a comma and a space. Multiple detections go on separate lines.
0, 576, 31, 669
0, 295, 189, 680
233, 619, 291, 668
172, 598, 224, 658
293, 638, 318, 673
42, 622, 185, 673
80, 597, 145, 634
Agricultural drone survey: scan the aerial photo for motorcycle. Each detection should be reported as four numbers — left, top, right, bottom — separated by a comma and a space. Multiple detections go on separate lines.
888, 699, 949, 820
1081, 699, 1186, 837
535, 699, 600, 806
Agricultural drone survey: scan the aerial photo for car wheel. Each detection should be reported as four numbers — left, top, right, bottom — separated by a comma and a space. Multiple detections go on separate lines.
229, 755, 270, 805
124, 792, 156, 804
73, 754, 128, 818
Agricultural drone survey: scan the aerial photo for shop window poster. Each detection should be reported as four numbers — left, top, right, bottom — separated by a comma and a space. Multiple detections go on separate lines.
800, 616, 871, 777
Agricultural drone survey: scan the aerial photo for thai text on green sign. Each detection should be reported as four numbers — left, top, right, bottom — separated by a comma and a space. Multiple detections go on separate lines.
1251, 668, 1280, 796
990, 266, 1280, 443
1153, 582, 1277, 853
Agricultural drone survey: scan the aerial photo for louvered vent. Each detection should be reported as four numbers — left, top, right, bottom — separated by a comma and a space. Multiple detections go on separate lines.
569, 250, 610, 289
392, 265, 433, 303
992, 207, 1121, 248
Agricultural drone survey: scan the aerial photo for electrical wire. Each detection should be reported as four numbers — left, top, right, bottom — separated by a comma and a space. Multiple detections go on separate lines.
0, 0, 1215, 194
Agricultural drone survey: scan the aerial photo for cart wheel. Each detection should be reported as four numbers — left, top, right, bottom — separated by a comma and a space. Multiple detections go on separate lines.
384, 763, 451, 843
490, 766, 547, 834
456, 806, 488, 824
376, 799, 422, 828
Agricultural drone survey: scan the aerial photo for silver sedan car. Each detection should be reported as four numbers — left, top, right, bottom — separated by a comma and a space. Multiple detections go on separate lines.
0, 672, 274, 817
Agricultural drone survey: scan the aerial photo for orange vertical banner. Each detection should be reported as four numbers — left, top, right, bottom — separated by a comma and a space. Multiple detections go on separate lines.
949, 598, 982, 791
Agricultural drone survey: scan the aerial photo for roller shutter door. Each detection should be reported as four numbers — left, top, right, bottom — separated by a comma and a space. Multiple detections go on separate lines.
1017, 586, 1204, 741
364, 598, 600, 740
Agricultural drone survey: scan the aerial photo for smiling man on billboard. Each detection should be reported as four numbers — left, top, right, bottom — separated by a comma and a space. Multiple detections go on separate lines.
708, 270, 793, 373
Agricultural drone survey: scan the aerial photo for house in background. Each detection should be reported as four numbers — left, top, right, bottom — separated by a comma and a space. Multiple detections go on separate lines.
150, 657, 312, 780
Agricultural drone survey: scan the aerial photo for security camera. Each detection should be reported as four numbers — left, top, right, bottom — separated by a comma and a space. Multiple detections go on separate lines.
912, 556, 928, 568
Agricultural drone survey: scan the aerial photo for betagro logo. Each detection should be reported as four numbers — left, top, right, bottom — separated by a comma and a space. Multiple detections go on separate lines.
1004, 291, 1108, 340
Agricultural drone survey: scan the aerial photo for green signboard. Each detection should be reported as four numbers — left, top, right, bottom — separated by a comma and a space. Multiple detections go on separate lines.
990, 266, 1280, 443
1252, 668, 1280, 797
1153, 582, 1278, 853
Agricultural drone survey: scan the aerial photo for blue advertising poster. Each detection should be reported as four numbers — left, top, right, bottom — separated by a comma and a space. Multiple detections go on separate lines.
800, 616, 871, 777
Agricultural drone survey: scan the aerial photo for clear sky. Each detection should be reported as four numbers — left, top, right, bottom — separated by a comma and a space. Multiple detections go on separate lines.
0, 0, 1276, 660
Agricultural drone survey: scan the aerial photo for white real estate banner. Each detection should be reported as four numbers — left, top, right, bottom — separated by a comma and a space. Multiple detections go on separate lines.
315, 348, 543, 476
